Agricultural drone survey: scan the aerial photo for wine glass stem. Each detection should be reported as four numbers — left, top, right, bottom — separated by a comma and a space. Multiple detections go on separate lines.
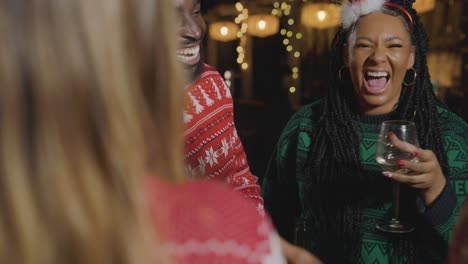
393, 181, 400, 221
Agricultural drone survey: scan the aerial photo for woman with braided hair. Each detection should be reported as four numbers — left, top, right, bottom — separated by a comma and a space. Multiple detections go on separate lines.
263, 0, 468, 263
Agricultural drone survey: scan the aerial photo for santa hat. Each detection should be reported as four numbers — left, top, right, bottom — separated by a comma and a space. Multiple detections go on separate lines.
341, 0, 414, 29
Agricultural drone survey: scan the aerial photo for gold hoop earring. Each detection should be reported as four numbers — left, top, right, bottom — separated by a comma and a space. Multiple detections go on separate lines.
338, 66, 347, 81
403, 67, 417, 87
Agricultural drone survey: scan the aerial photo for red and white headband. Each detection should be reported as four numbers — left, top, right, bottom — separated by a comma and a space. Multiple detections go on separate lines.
341, 0, 414, 29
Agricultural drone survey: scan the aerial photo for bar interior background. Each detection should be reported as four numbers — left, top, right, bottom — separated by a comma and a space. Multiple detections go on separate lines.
201, 0, 468, 180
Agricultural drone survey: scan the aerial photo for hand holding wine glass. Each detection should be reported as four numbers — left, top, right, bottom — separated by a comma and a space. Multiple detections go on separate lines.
380, 128, 446, 206
376, 120, 419, 233
376, 120, 447, 233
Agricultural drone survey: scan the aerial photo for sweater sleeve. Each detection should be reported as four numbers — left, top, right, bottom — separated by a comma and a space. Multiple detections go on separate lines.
417, 181, 457, 226
226, 124, 265, 215
431, 109, 468, 239
183, 67, 264, 215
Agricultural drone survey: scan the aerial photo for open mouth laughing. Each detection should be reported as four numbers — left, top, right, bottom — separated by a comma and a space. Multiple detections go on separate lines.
176, 45, 201, 66
364, 70, 390, 95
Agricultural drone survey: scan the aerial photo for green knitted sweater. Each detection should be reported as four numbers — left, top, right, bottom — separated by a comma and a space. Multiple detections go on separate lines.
263, 101, 468, 263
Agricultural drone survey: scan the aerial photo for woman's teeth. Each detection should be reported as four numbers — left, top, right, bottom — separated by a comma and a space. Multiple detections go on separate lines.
366, 71, 389, 78
177, 45, 200, 63
365, 71, 389, 94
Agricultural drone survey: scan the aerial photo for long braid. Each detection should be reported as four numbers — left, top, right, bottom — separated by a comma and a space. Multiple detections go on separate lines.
304, 26, 364, 263
303, 2, 449, 263
393, 3, 450, 262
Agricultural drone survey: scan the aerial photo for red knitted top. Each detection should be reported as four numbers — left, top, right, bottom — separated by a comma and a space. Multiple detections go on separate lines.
184, 64, 264, 214
147, 179, 285, 264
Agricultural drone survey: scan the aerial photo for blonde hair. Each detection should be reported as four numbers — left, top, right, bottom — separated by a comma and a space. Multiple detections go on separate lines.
0, 0, 184, 263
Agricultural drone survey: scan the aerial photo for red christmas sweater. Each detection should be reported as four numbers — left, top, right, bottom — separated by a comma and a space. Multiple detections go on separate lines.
147, 179, 285, 264
184, 64, 264, 214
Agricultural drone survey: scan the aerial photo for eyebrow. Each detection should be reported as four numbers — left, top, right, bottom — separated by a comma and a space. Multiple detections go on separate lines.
356, 36, 403, 42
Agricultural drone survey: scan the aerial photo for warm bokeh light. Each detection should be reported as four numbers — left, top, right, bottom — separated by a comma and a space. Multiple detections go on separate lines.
235, 2, 243, 12
220, 26, 228, 36
209, 22, 239, 42
258, 20, 266, 30
224, 71, 232, 80
413, 0, 436, 13
301, 3, 341, 29
247, 15, 279, 37
317, 10, 327, 22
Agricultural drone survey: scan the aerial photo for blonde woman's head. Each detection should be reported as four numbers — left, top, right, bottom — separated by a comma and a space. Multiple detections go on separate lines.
0, 0, 184, 263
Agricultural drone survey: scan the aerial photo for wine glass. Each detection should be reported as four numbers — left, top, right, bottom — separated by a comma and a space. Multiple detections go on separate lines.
375, 120, 419, 233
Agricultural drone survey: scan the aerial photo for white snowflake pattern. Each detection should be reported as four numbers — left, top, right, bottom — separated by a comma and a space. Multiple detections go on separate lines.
221, 139, 230, 158
198, 85, 214, 106
205, 147, 219, 167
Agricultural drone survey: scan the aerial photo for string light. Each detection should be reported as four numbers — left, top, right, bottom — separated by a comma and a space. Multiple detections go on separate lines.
235, 2, 243, 12
235, 2, 249, 71
271, 1, 303, 94
224, 71, 232, 87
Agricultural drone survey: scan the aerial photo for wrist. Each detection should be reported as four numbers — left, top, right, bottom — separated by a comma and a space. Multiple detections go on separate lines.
421, 176, 446, 205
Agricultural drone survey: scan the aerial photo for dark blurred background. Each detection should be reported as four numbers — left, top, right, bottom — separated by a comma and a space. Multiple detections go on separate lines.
201, 0, 468, 181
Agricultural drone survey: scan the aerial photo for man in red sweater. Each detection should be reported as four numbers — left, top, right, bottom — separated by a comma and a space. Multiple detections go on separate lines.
173, 0, 321, 263
176, 0, 264, 213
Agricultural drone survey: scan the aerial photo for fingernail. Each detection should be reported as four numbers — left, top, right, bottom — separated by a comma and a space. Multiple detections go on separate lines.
382, 172, 392, 178
397, 160, 406, 166
412, 151, 419, 157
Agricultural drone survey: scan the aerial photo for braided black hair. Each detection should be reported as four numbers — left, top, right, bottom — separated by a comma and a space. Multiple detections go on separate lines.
303, 1, 450, 263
